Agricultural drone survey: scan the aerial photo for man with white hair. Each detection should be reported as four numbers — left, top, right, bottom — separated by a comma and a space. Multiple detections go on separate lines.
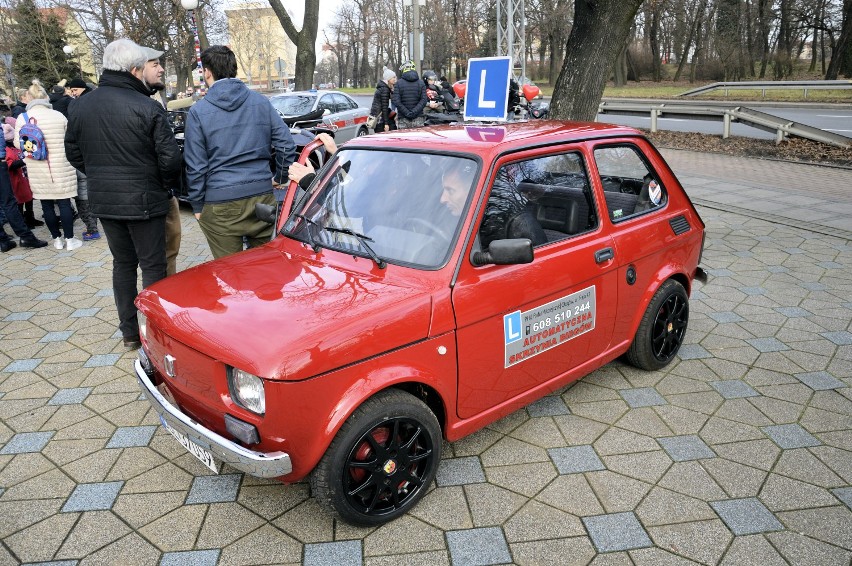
65, 38, 181, 350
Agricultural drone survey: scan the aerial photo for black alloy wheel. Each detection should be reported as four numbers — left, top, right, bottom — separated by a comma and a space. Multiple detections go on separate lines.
651, 290, 688, 361
311, 389, 441, 526
627, 279, 689, 371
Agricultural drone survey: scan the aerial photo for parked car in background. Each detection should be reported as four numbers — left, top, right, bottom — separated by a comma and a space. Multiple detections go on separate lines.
134, 121, 707, 527
269, 90, 370, 143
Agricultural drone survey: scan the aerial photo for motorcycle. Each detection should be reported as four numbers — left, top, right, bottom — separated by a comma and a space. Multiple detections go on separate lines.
423, 84, 464, 126
448, 80, 549, 121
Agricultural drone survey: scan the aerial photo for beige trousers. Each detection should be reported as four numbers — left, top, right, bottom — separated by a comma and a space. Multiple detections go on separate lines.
165, 196, 181, 276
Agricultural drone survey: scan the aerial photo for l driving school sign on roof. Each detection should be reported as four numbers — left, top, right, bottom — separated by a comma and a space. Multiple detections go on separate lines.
463, 56, 512, 122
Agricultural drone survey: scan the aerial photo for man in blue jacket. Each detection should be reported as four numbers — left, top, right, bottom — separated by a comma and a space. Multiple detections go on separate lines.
184, 45, 296, 258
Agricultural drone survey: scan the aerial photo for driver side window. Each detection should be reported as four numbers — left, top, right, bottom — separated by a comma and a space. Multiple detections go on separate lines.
480, 152, 598, 249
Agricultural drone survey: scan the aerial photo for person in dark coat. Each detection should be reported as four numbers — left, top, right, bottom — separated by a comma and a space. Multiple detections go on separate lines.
49, 82, 73, 117
370, 69, 397, 133
66, 77, 100, 242
10, 91, 27, 118
392, 60, 430, 129
64, 38, 182, 349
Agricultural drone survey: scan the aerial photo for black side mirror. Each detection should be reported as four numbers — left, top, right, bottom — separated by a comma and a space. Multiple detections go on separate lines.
255, 202, 276, 225
471, 239, 534, 266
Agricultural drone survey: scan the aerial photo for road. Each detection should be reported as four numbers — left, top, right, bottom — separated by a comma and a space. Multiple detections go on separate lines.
597, 106, 852, 141
350, 94, 851, 141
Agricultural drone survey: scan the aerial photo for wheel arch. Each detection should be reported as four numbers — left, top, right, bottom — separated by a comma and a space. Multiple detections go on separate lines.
626, 268, 691, 343
387, 381, 447, 434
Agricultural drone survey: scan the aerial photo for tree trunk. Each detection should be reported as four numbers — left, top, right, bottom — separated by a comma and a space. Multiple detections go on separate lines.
550, 0, 644, 121
648, 4, 661, 82
268, 0, 319, 90
674, 0, 706, 82
613, 40, 628, 87
195, 7, 210, 50
826, 0, 852, 79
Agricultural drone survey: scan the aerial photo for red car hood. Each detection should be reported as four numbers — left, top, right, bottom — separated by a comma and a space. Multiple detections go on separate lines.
136, 243, 434, 381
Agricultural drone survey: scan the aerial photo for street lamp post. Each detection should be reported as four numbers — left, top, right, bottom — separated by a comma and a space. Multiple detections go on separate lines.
180, 0, 204, 93
63, 44, 82, 76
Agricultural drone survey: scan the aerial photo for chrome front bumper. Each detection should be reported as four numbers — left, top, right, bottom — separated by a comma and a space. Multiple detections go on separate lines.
134, 357, 292, 478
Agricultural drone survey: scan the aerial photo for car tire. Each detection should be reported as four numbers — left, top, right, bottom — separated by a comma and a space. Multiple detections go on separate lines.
626, 279, 689, 371
356, 127, 368, 137
310, 389, 442, 526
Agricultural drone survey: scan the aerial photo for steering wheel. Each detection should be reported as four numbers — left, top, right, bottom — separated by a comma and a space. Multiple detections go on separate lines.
408, 218, 450, 243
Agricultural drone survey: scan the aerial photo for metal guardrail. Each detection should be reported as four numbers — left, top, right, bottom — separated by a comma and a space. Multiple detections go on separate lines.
596, 101, 851, 148
679, 80, 852, 98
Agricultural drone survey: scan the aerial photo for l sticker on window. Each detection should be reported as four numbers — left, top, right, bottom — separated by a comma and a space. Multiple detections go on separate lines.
503, 286, 596, 368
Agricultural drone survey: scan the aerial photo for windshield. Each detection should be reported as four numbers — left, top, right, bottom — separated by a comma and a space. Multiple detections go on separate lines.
270, 95, 316, 116
284, 149, 478, 268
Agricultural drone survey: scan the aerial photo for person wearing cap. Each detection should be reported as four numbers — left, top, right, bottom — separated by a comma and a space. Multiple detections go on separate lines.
392, 60, 428, 129
49, 79, 73, 117
183, 45, 295, 259
64, 38, 181, 350
65, 77, 100, 241
67, 77, 91, 99
370, 68, 397, 133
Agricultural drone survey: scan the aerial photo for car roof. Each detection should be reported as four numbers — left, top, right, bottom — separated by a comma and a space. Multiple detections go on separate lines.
345, 121, 645, 157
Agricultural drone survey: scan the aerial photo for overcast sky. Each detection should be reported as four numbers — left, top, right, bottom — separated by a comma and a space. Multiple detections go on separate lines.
223, 0, 342, 54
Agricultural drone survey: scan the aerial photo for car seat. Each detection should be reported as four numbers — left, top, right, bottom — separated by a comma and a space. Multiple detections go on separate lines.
505, 208, 548, 247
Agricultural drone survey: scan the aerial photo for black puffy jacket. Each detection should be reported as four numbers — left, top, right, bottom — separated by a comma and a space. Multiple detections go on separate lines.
370, 81, 393, 126
49, 92, 72, 117
64, 70, 181, 221
392, 70, 427, 120
10, 102, 26, 118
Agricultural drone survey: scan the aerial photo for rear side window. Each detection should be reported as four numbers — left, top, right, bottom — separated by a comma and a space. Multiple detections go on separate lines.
593, 145, 667, 222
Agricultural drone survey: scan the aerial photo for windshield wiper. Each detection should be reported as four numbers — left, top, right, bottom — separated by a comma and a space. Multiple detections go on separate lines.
291, 213, 322, 253
324, 225, 387, 269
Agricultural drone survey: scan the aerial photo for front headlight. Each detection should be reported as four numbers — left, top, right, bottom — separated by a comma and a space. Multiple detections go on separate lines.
138, 310, 147, 341
229, 368, 266, 415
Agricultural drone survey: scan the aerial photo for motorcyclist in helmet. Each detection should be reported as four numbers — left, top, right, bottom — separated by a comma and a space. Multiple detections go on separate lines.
422, 70, 443, 115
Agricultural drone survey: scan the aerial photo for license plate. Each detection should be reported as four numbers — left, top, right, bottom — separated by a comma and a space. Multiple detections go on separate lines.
160, 415, 220, 473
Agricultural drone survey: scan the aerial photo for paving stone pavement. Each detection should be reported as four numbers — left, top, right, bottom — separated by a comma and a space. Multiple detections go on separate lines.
1, 152, 851, 565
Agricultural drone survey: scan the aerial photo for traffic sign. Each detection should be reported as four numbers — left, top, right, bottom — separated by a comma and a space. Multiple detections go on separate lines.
463, 56, 511, 122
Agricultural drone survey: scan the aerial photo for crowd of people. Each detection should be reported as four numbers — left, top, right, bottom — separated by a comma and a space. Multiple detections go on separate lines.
368, 61, 454, 133
0, 47, 468, 351
2, 39, 296, 351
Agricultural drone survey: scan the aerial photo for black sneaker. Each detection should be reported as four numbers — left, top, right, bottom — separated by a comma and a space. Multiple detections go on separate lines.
0, 239, 17, 252
20, 237, 48, 249
123, 336, 142, 349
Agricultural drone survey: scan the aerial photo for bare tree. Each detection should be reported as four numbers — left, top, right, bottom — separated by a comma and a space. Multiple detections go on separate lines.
827, 0, 852, 77
550, 0, 644, 121
267, 0, 318, 90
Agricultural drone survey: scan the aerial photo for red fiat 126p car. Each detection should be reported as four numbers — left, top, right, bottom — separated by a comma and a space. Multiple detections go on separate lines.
134, 121, 707, 526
